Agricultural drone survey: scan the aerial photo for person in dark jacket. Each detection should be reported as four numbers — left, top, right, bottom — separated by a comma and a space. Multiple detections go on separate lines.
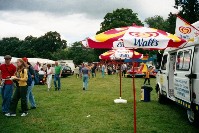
22, 57, 36, 109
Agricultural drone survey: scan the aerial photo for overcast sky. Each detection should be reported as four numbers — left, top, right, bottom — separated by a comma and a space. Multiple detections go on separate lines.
0, 0, 178, 44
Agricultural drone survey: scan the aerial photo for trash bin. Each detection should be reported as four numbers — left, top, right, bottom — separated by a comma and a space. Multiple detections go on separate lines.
141, 85, 153, 102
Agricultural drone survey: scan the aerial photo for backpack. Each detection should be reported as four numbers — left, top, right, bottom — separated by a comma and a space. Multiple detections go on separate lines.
27, 69, 33, 86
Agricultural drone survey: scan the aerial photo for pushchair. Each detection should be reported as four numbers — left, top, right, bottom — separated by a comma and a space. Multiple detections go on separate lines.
38, 74, 46, 85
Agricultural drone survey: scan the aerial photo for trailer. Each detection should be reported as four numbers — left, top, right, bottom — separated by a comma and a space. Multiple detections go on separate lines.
156, 41, 199, 124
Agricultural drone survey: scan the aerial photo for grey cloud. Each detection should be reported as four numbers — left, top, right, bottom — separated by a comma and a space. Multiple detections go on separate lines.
0, 0, 134, 19
0, 0, 175, 42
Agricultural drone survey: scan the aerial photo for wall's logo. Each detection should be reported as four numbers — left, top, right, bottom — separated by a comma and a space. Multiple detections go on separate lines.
179, 26, 192, 34
129, 32, 159, 38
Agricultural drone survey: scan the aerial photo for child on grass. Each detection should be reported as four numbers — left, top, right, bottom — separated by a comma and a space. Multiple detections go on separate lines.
144, 66, 152, 85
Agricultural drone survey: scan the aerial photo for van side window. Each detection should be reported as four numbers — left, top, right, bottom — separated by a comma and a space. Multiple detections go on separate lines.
176, 50, 191, 71
183, 50, 191, 70
176, 51, 183, 69
161, 55, 167, 70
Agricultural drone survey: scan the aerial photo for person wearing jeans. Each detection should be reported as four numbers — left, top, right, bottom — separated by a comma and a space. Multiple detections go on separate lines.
0, 55, 16, 114
1, 84, 14, 113
101, 64, 105, 78
22, 57, 36, 109
81, 63, 90, 90
54, 61, 62, 91
27, 80, 36, 109
5, 59, 28, 117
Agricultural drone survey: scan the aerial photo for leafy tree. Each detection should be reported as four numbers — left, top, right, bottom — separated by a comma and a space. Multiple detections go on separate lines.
61, 40, 67, 49
97, 8, 143, 34
95, 8, 143, 56
166, 13, 176, 34
31, 31, 67, 59
145, 15, 169, 31
0, 37, 21, 57
67, 42, 98, 64
17, 36, 38, 57
0, 31, 67, 60
51, 49, 69, 61
34, 31, 64, 53
175, 0, 199, 23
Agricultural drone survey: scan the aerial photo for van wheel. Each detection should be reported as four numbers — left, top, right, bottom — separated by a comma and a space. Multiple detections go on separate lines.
187, 109, 199, 125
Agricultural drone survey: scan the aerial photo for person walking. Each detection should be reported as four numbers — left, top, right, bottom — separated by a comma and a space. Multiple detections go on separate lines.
33, 62, 40, 85
81, 63, 90, 90
144, 67, 152, 85
121, 63, 127, 77
79, 64, 83, 78
74, 65, 79, 78
46, 64, 53, 91
42, 63, 47, 84
0, 55, 16, 114
54, 61, 62, 91
22, 57, 36, 110
5, 59, 28, 117
91, 64, 96, 78
101, 64, 105, 78
34, 62, 40, 72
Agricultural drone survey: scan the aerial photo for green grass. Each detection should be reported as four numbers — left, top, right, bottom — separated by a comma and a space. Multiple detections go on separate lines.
0, 73, 199, 133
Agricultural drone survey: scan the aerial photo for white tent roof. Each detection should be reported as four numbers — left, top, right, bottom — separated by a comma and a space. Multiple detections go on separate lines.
0, 56, 55, 66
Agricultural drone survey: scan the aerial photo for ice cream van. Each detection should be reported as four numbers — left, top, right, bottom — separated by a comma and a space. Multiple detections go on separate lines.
156, 41, 199, 124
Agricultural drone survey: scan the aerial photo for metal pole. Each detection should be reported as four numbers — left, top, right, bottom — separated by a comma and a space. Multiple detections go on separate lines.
132, 49, 136, 133
120, 58, 122, 97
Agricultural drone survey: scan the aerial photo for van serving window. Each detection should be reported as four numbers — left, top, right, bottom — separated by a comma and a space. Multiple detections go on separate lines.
161, 55, 167, 70
176, 50, 191, 71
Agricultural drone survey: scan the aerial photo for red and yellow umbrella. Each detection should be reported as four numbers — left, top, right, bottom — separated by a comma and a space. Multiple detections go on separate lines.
85, 25, 186, 49
99, 49, 143, 60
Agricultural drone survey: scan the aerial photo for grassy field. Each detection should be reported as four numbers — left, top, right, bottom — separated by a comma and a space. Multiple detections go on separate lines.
0, 72, 199, 133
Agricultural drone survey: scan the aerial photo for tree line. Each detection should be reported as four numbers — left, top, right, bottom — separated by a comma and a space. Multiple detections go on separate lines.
0, 31, 97, 64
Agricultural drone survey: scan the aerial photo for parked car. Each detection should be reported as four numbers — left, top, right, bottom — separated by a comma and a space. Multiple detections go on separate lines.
61, 66, 72, 77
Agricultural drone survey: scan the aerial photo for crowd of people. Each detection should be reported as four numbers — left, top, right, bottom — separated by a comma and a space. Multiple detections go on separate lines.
0, 55, 154, 117
0, 55, 62, 117
73, 62, 131, 90
74, 62, 130, 78
74, 62, 155, 90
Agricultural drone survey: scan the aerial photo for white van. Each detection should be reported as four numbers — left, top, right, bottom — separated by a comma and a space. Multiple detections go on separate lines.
58, 60, 75, 73
156, 41, 199, 124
